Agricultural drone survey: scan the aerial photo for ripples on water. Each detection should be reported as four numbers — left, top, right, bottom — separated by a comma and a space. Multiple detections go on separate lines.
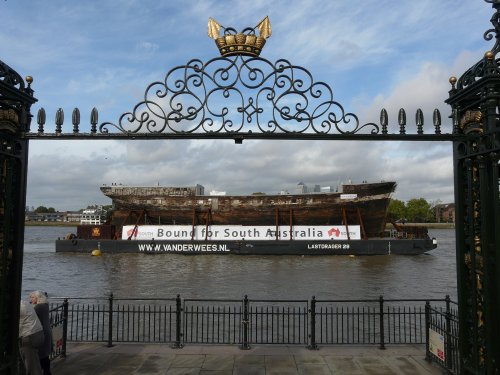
22, 226, 457, 301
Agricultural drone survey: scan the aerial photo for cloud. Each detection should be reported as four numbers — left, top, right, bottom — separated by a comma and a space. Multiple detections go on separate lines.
12, 0, 494, 210
135, 41, 160, 54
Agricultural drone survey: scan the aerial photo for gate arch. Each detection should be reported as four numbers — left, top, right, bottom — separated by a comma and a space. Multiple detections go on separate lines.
29, 54, 450, 141
1, 5, 499, 374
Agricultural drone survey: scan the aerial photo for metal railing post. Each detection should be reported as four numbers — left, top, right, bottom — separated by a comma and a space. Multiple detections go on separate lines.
425, 301, 431, 362
172, 294, 183, 348
308, 296, 318, 350
107, 293, 113, 347
444, 295, 452, 372
240, 295, 250, 350
61, 299, 69, 358
379, 295, 386, 350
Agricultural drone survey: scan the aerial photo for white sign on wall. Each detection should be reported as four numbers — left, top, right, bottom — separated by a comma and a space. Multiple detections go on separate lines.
122, 225, 361, 241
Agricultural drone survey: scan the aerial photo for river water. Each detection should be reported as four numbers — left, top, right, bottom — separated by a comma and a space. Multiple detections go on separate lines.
21, 226, 457, 301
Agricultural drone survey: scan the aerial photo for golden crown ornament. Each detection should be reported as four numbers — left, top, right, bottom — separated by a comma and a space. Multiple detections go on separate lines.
208, 16, 272, 57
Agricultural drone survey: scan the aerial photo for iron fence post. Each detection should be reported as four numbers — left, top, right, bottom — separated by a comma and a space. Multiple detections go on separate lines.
172, 294, 183, 348
444, 295, 452, 372
240, 295, 250, 350
107, 293, 113, 347
425, 301, 430, 362
308, 296, 318, 350
61, 299, 68, 358
379, 296, 385, 350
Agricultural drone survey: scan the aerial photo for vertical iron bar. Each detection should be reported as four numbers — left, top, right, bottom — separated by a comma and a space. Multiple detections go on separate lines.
240, 295, 250, 349
61, 299, 68, 357
336, 306, 339, 344
172, 295, 182, 348
346, 306, 350, 344
148, 305, 152, 342
308, 297, 318, 349
107, 293, 113, 347
445, 295, 453, 372
425, 301, 430, 362
341, 306, 344, 343
90, 303, 94, 341
133, 304, 137, 342
379, 296, 385, 350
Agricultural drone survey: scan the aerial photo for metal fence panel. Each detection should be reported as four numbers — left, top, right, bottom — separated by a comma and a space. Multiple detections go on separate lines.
183, 299, 242, 344
317, 302, 379, 345
113, 301, 176, 343
248, 300, 309, 345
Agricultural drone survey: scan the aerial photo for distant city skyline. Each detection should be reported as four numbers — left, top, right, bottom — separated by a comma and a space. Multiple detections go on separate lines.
2, 0, 493, 210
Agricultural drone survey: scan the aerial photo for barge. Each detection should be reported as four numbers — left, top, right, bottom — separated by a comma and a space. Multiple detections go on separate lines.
55, 181, 437, 255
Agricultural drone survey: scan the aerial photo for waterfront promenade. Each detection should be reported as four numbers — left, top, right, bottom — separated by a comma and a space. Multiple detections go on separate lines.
52, 343, 442, 374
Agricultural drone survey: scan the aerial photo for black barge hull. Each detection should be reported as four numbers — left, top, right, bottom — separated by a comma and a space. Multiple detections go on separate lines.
55, 238, 437, 255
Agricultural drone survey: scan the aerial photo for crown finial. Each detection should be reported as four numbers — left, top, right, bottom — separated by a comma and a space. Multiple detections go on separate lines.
208, 16, 272, 57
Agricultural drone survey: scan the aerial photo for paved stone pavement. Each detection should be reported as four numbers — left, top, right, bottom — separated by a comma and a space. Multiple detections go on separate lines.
51, 343, 444, 374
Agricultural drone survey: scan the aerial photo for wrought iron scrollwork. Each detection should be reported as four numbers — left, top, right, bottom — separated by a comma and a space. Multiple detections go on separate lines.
99, 55, 379, 136
457, 1, 500, 89
484, 0, 500, 54
0, 60, 25, 90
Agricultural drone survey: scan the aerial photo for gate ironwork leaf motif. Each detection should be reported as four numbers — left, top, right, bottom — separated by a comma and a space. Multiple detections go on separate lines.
99, 17, 378, 136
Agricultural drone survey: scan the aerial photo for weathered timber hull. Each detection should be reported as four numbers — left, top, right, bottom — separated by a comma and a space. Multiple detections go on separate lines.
101, 182, 396, 238
55, 237, 437, 255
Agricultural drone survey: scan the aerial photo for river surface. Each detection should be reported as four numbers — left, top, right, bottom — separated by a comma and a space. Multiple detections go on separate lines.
21, 226, 457, 301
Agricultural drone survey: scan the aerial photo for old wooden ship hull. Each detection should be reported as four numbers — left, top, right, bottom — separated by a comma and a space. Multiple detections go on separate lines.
100, 182, 396, 239
55, 181, 437, 255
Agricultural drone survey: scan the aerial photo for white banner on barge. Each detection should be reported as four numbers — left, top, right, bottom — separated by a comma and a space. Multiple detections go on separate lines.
122, 225, 361, 241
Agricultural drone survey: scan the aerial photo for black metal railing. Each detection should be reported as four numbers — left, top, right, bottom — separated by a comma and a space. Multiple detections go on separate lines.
183, 298, 242, 345
59, 295, 178, 346
248, 298, 309, 346
49, 294, 458, 355
425, 297, 460, 374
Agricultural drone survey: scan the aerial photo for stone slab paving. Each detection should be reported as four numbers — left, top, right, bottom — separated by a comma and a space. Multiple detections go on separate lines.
51, 343, 444, 374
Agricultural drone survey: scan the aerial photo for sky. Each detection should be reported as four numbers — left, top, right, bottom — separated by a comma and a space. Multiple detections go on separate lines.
1, 0, 495, 210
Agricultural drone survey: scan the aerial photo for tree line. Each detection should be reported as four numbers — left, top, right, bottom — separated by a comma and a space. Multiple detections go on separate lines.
388, 198, 439, 223
29, 205, 113, 213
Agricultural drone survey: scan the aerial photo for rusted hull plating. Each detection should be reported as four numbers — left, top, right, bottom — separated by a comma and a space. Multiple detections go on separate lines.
101, 182, 396, 239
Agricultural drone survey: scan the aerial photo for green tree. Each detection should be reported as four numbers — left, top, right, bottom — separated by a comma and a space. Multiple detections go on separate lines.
34, 206, 48, 213
47, 207, 56, 213
388, 199, 407, 222
406, 198, 433, 222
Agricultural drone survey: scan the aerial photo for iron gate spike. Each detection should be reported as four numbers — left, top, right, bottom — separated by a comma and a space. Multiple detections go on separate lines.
416, 108, 424, 134
55, 108, 64, 133
433, 109, 441, 134
37, 108, 45, 133
91, 107, 98, 133
398, 108, 406, 134
380, 108, 388, 135
72, 108, 80, 133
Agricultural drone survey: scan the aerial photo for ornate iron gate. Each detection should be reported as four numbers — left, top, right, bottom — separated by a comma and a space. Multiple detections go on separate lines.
445, 10, 500, 372
0, 64, 36, 374
1, 2, 500, 374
